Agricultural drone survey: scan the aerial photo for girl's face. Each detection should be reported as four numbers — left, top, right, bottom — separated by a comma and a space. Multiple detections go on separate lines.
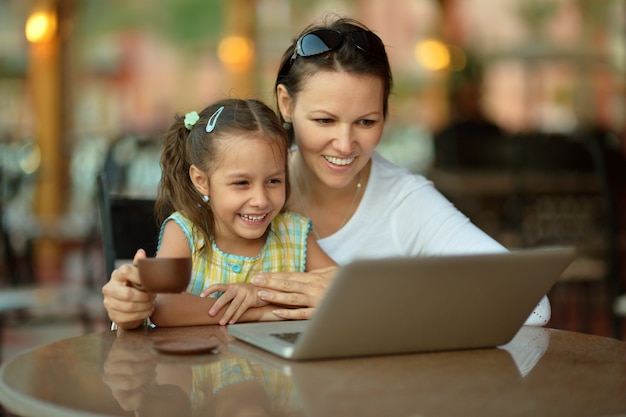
207, 136, 286, 251
280, 71, 385, 189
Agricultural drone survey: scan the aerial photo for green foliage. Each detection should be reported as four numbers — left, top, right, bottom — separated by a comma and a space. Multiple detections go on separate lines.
516, 0, 559, 34
75, 0, 223, 49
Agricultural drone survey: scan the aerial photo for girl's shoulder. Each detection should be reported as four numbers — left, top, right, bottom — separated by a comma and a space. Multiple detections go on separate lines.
271, 210, 311, 229
164, 211, 193, 227
162, 211, 198, 242
268, 211, 312, 244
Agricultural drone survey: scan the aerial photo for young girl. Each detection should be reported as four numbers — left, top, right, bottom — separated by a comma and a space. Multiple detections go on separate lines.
142, 98, 335, 328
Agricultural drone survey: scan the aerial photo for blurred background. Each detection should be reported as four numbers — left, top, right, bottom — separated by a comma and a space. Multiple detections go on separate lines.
0, 0, 625, 357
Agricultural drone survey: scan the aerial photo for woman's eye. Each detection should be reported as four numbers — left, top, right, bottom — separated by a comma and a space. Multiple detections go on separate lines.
315, 118, 333, 125
359, 119, 376, 126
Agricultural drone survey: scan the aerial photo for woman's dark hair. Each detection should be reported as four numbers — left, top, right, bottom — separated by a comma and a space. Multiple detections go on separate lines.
156, 98, 289, 255
275, 16, 393, 143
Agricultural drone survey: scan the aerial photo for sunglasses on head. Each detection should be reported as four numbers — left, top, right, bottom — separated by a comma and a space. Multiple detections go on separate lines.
278, 29, 386, 79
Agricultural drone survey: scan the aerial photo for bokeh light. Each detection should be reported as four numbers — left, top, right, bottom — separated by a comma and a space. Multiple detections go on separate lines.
217, 36, 254, 69
25, 10, 57, 43
415, 39, 450, 71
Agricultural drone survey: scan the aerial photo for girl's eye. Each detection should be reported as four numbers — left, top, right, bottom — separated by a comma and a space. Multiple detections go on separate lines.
268, 178, 283, 185
233, 180, 249, 186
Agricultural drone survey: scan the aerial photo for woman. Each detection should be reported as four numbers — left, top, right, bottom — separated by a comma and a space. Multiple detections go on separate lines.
102, 16, 550, 329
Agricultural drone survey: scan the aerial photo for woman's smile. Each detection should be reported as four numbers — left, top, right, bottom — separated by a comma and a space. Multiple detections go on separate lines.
323, 155, 356, 166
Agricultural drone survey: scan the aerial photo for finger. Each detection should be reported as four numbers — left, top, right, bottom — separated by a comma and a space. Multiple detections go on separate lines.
252, 272, 293, 283
229, 293, 254, 324
252, 276, 305, 292
103, 294, 154, 323
102, 366, 155, 388
219, 294, 242, 325
110, 263, 143, 288
209, 290, 234, 317
200, 284, 227, 298
252, 273, 312, 289
258, 290, 312, 307
272, 307, 314, 320
133, 249, 147, 263
229, 304, 248, 324
110, 389, 144, 412
103, 284, 154, 307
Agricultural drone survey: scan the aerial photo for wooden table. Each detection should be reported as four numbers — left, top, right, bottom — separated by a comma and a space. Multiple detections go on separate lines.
0, 325, 625, 417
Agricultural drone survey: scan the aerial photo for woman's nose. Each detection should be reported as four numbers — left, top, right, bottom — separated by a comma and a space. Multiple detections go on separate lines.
331, 125, 354, 154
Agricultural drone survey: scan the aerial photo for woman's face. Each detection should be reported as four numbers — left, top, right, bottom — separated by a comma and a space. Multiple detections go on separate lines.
280, 71, 385, 189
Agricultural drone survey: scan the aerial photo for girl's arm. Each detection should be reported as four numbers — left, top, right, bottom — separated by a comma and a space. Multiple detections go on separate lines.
150, 292, 280, 327
151, 221, 280, 327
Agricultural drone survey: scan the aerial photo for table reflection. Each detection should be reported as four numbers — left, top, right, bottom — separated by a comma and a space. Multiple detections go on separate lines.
1, 325, 624, 417
102, 326, 301, 417
101, 325, 549, 417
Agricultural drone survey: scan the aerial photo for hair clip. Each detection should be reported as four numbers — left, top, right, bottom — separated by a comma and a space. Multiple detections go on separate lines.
184, 111, 200, 130
206, 106, 225, 133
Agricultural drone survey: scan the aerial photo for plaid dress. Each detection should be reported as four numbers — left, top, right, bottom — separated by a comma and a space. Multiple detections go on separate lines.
159, 211, 312, 295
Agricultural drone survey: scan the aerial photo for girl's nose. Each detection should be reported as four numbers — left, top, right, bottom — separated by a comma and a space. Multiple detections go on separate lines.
249, 185, 269, 208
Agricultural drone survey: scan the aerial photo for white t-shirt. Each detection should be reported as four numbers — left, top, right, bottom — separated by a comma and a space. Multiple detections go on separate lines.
317, 152, 549, 326
319, 152, 506, 263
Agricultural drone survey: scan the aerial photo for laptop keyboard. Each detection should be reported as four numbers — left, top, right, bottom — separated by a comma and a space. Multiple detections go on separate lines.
270, 332, 301, 344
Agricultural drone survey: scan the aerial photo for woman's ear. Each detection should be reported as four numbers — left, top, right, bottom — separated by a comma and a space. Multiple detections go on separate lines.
276, 84, 293, 123
189, 165, 209, 196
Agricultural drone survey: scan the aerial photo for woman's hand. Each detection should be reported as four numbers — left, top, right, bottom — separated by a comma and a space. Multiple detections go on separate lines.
250, 266, 338, 320
201, 283, 269, 325
102, 249, 156, 330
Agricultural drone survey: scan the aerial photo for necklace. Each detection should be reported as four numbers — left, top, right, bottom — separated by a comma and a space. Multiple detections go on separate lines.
294, 170, 363, 240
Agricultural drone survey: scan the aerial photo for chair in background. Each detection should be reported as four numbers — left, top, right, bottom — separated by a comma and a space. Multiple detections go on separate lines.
431, 129, 623, 337
430, 131, 521, 246
598, 132, 626, 339
97, 172, 159, 281
512, 132, 619, 335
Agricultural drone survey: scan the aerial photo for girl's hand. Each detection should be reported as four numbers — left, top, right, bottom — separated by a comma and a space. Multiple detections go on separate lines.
251, 266, 338, 320
202, 283, 268, 325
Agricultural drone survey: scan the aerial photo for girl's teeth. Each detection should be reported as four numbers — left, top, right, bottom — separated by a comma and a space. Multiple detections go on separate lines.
241, 214, 265, 222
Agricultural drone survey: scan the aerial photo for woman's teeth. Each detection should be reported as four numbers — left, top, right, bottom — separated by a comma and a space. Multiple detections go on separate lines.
324, 156, 355, 166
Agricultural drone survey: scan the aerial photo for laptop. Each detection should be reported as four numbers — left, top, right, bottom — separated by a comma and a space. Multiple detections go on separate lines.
227, 246, 576, 360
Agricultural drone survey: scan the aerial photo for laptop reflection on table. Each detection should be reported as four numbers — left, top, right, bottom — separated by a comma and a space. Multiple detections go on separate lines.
227, 327, 546, 417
